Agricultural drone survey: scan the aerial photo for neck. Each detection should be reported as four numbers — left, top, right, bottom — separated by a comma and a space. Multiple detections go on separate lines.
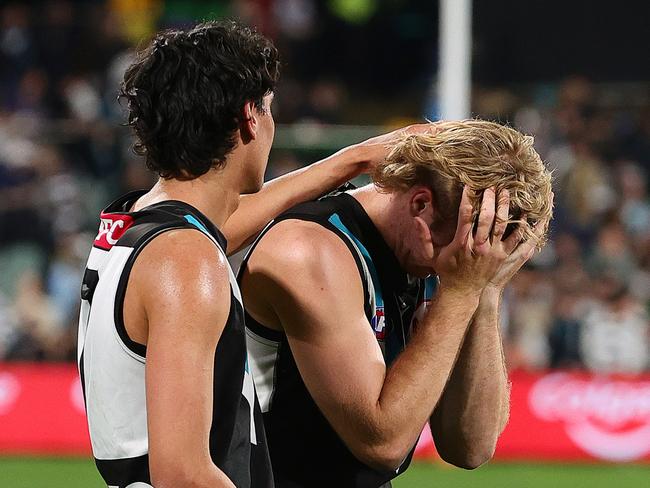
133, 144, 254, 226
349, 184, 405, 262
134, 166, 242, 228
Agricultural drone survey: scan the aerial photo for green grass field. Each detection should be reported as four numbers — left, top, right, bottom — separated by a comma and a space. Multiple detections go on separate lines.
1, 457, 649, 487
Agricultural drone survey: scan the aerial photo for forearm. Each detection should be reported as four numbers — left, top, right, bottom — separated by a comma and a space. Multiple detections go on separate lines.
361, 288, 479, 467
223, 145, 366, 254
430, 286, 509, 468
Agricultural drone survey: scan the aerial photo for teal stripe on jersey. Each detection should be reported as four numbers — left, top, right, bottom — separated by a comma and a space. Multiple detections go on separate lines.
184, 214, 210, 235
424, 276, 437, 300
328, 213, 384, 308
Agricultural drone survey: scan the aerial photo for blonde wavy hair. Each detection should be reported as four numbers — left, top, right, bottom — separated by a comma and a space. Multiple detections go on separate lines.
373, 120, 554, 246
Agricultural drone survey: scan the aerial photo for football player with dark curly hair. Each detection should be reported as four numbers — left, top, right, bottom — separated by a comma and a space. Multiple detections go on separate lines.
77, 20, 427, 488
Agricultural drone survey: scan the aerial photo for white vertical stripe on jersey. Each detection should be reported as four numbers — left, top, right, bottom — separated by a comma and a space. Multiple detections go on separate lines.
80, 245, 149, 459
245, 328, 279, 414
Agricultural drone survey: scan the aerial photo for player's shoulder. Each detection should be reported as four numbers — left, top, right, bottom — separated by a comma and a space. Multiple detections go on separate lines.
132, 227, 231, 304
254, 218, 357, 277
142, 226, 227, 265
130, 228, 233, 346
246, 218, 366, 321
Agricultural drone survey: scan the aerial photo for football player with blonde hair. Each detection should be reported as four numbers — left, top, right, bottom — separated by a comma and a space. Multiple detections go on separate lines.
240, 120, 553, 488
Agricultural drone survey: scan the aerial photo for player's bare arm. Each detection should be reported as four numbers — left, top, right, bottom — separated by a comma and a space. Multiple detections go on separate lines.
241, 187, 512, 471
430, 188, 516, 469
223, 123, 437, 254
431, 190, 552, 468
124, 229, 236, 487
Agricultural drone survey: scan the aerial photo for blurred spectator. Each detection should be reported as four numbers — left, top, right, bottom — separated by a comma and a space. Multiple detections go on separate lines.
5, 271, 63, 361
46, 233, 90, 327
0, 4, 36, 105
587, 220, 638, 283
619, 162, 650, 237
548, 292, 583, 369
580, 278, 649, 374
506, 267, 554, 370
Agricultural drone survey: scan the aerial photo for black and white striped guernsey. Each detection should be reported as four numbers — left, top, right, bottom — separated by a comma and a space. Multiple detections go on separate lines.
77, 190, 273, 488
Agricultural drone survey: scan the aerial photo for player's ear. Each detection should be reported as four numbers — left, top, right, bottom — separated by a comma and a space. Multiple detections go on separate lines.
410, 187, 435, 261
240, 101, 258, 143
409, 186, 434, 218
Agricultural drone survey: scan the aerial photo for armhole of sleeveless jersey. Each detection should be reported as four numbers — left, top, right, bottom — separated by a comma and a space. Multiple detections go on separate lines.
239, 214, 373, 322
113, 222, 197, 358
238, 219, 286, 343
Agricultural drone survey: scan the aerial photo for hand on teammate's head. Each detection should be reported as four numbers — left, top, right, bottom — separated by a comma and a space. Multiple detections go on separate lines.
351, 122, 442, 175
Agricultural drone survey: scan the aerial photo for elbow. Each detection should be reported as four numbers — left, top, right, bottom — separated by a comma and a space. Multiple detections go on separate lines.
432, 412, 506, 470
353, 440, 411, 472
437, 440, 496, 470
440, 448, 494, 470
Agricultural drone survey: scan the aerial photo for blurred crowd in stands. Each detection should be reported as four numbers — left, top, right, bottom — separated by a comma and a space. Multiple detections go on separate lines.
0, 1, 648, 372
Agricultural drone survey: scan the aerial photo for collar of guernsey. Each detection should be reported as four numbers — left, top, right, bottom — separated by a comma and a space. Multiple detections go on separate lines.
104, 189, 229, 251
331, 192, 411, 292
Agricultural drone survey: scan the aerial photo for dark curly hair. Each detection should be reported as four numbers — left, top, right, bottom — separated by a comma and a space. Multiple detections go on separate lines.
119, 20, 280, 179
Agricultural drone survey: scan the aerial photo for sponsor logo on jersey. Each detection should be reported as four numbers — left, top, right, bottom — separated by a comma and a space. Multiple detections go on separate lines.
94, 213, 134, 250
371, 307, 386, 340
529, 372, 650, 461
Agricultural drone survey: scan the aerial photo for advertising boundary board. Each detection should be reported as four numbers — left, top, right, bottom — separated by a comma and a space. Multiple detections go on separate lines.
1, 364, 649, 462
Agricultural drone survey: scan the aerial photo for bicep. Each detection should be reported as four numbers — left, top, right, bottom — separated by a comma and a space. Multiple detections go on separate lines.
133, 231, 232, 473
257, 225, 387, 438
284, 303, 386, 436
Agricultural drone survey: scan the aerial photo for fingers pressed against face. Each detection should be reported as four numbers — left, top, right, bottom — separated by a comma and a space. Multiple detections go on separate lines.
534, 217, 550, 238
504, 214, 549, 257
455, 186, 474, 247
517, 233, 539, 261
492, 189, 510, 239
502, 211, 528, 254
474, 187, 496, 252
502, 223, 524, 255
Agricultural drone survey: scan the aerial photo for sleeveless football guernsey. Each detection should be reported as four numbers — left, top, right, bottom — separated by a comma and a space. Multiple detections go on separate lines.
239, 189, 436, 488
78, 190, 273, 488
